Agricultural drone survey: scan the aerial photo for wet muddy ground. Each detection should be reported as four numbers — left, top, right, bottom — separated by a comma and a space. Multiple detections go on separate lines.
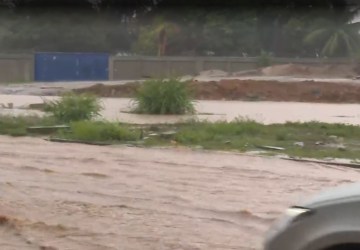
2, 76, 360, 249
2, 95, 360, 125
1, 136, 360, 250
3, 76, 360, 103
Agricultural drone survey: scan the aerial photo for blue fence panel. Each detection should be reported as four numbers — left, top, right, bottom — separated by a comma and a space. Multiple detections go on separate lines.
34, 52, 109, 82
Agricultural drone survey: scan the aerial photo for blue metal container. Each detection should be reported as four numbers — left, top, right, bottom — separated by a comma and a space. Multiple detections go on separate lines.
34, 52, 109, 82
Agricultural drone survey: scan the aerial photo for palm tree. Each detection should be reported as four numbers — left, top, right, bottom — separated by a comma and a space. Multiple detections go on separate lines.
155, 22, 181, 56
304, 9, 360, 57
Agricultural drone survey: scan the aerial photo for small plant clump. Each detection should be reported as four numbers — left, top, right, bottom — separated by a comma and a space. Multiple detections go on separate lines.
133, 78, 195, 115
44, 92, 103, 123
257, 50, 273, 68
63, 120, 139, 142
0, 115, 54, 136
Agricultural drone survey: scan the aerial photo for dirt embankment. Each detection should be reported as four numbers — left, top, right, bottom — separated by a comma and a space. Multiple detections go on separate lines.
207, 63, 358, 78
74, 80, 360, 103
193, 80, 360, 103
259, 63, 357, 78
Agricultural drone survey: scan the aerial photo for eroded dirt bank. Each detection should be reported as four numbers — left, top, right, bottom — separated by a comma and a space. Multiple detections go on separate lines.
3, 74, 360, 103
1, 136, 360, 250
73, 79, 360, 103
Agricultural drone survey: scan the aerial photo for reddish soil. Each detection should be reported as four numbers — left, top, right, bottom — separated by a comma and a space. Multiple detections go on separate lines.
74, 80, 360, 103
193, 80, 360, 103
73, 82, 140, 98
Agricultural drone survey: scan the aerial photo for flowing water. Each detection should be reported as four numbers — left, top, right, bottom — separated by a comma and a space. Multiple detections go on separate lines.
1, 136, 360, 250
2, 95, 360, 124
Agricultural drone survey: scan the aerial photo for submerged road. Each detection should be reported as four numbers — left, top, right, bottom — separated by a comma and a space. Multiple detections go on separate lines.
2, 95, 360, 125
1, 136, 360, 249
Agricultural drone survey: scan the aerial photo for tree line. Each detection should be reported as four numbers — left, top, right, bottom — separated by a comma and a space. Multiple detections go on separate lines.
0, 0, 359, 58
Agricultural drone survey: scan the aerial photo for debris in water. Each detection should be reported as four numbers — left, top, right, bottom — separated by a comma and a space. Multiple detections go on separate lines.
27, 103, 46, 110
0, 103, 14, 109
27, 125, 70, 133
333, 115, 355, 118
0, 215, 10, 225
160, 131, 177, 138
46, 138, 111, 146
40, 245, 58, 250
281, 157, 360, 169
257, 145, 285, 151
294, 142, 304, 147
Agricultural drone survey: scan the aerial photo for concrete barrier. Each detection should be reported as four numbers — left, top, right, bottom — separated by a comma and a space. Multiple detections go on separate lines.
109, 56, 354, 80
110, 56, 258, 80
0, 54, 34, 83
0, 54, 355, 83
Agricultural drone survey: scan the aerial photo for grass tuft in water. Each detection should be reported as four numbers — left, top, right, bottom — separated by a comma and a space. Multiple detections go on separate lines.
132, 78, 195, 115
58, 120, 140, 143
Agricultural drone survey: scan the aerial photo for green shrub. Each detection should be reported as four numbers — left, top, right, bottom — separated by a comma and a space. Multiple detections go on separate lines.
132, 78, 195, 114
0, 115, 55, 136
44, 92, 102, 123
257, 50, 273, 67
64, 121, 139, 142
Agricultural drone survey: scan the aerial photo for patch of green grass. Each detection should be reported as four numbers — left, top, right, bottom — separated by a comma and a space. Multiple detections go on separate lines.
44, 92, 103, 123
132, 78, 195, 114
143, 120, 360, 160
0, 115, 56, 136
3, 113, 360, 161
58, 120, 140, 143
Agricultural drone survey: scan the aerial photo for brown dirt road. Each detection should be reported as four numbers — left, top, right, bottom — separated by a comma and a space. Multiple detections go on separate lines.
1, 136, 360, 250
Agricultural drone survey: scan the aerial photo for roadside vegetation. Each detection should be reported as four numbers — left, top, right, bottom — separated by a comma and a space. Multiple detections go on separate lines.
2, 114, 360, 160
2, 91, 360, 161
256, 50, 273, 67
60, 121, 140, 143
44, 92, 103, 123
145, 120, 360, 160
0, 115, 56, 136
132, 78, 195, 115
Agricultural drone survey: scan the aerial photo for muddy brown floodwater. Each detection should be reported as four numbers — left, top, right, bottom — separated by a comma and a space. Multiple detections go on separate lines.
1, 136, 360, 250
3, 95, 360, 125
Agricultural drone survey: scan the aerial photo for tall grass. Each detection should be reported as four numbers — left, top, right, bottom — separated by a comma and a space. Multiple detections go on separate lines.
44, 92, 103, 123
61, 121, 140, 142
0, 115, 55, 136
133, 78, 195, 114
164, 119, 360, 159
175, 119, 266, 149
3, 112, 360, 160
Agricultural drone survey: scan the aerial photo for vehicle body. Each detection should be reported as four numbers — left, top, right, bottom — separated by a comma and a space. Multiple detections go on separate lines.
264, 182, 360, 250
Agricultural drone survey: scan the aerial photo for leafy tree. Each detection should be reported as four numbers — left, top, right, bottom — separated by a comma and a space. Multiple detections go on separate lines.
253, 0, 358, 56
132, 18, 181, 55
202, 12, 259, 56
